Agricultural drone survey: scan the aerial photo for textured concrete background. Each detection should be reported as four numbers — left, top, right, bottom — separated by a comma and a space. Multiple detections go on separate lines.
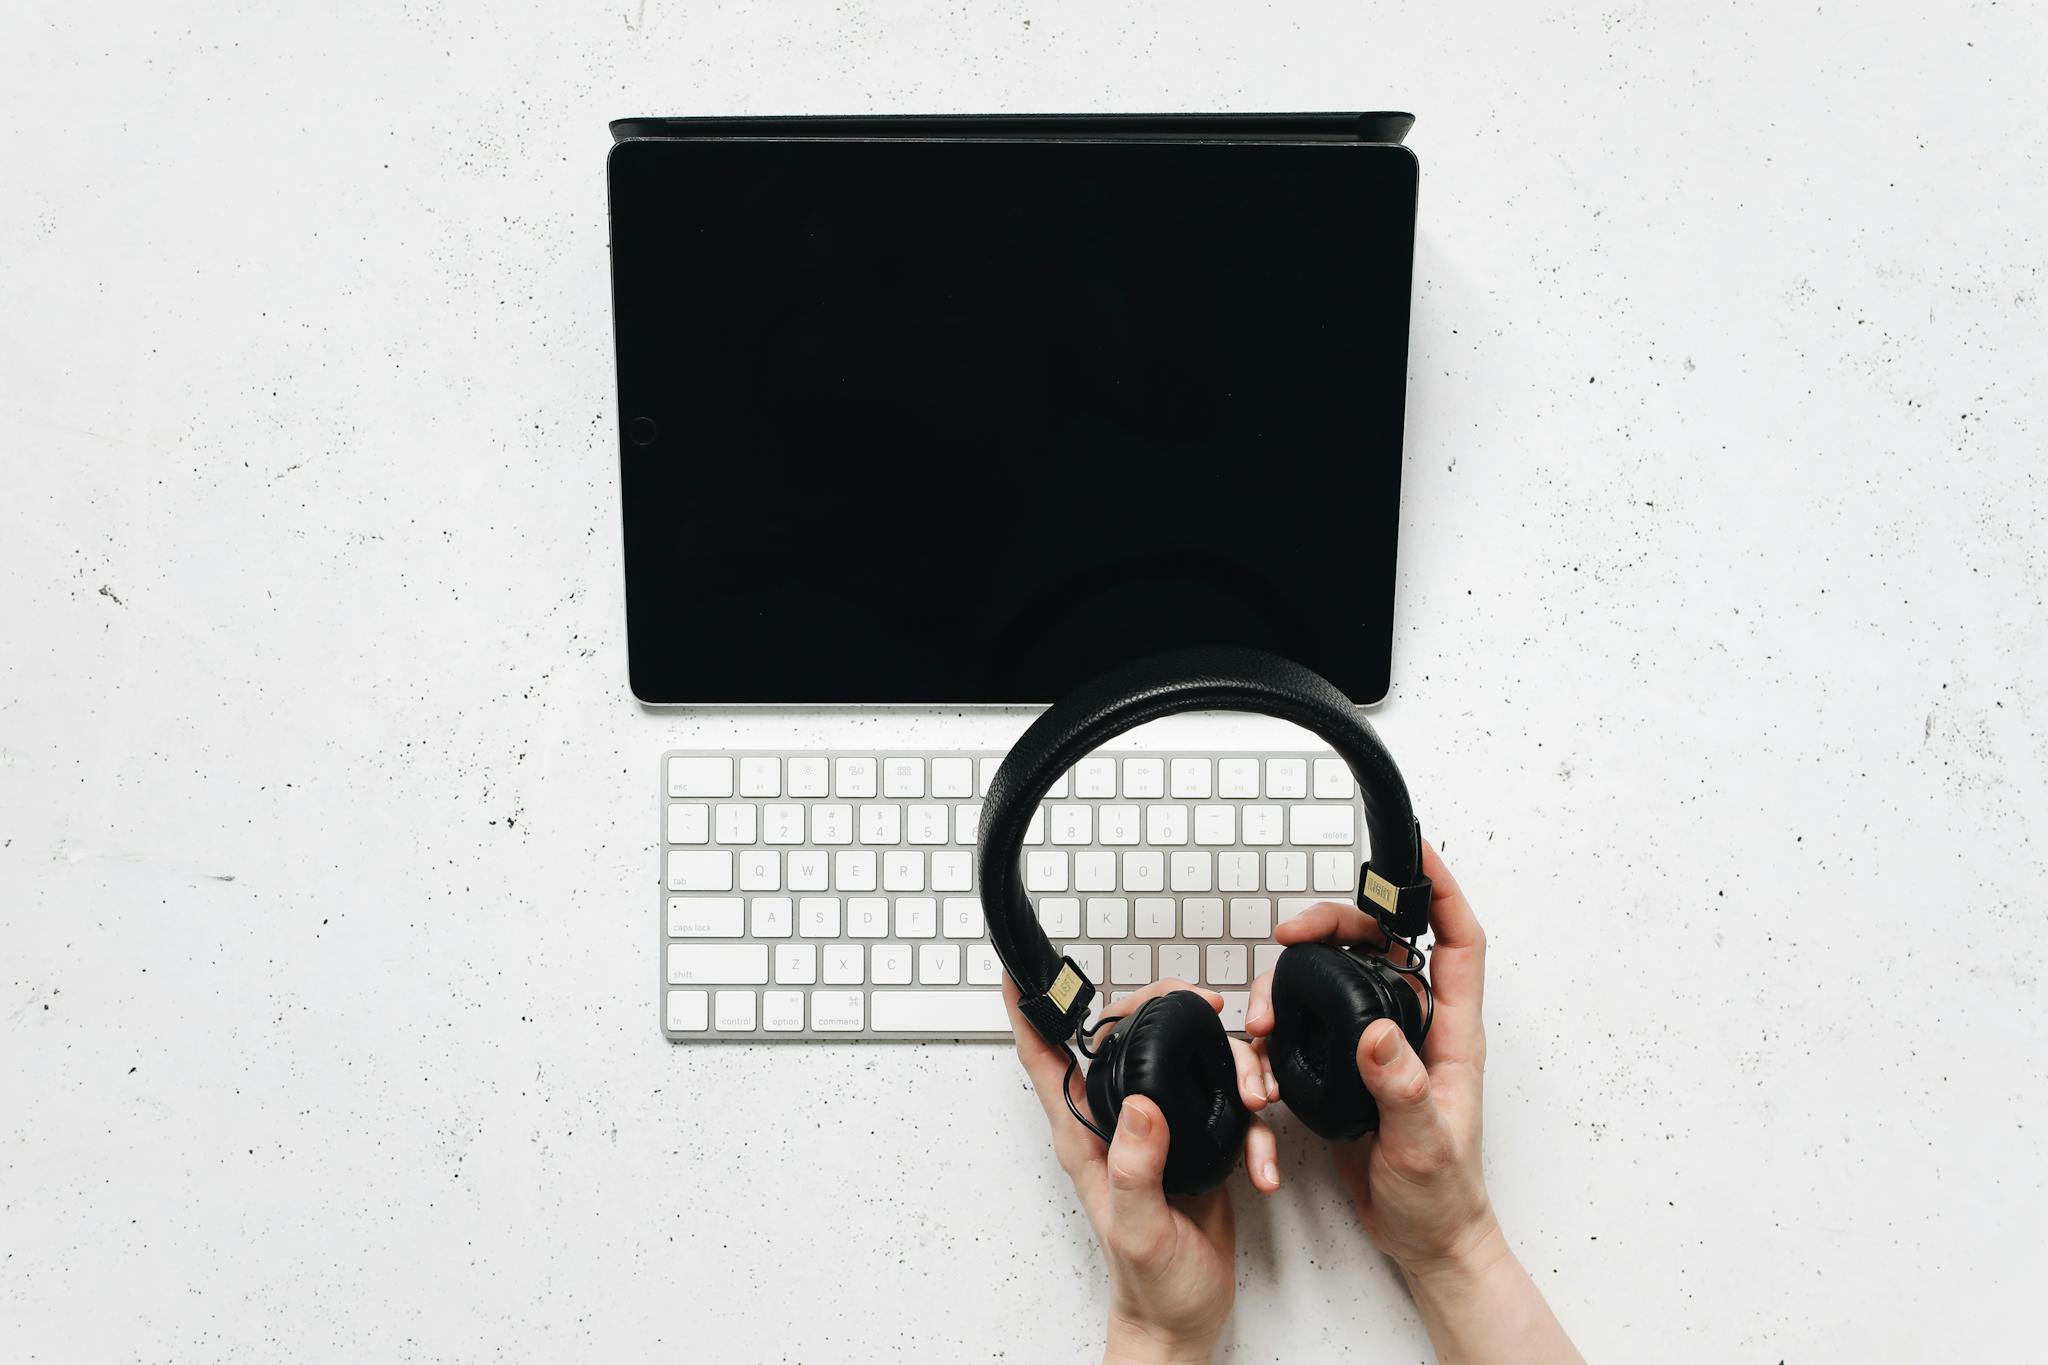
3, 1, 2044, 1360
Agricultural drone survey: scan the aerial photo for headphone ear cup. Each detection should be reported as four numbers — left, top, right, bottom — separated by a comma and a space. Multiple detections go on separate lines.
1085, 991, 1250, 1195
1267, 943, 1402, 1141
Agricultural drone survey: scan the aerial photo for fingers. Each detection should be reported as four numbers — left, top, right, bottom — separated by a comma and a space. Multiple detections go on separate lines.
1243, 1114, 1280, 1193
1228, 1035, 1275, 1110
1101, 976, 1223, 1023
1103, 1095, 1176, 1259
1356, 1018, 1452, 1169
1274, 899, 1391, 950
1245, 969, 1276, 1038
1417, 841, 1487, 1068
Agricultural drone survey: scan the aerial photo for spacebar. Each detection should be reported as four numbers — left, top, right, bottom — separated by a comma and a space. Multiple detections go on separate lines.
870, 991, 1010, 1034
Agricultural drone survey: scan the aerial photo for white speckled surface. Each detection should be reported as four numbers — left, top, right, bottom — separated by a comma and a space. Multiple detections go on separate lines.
4, 1, 2045, 1360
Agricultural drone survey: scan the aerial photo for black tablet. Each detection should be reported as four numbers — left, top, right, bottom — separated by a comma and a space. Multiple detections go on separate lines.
607, 127, 1418, 704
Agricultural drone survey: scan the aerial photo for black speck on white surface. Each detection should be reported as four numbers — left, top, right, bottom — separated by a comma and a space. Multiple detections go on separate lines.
2, 2, 2045, 1360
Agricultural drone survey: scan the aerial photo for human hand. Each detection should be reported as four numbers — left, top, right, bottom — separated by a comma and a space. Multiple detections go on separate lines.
1245, 840, 1497, 1271
1004, 976, 1280, 1365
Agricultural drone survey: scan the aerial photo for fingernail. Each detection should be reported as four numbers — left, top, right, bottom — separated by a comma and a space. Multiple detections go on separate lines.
1248, 1002, 1267, 1026
1263, 1161, 1280, 1187
1372, 1026, 1402, 1066
1266, 1076, 1279, 1101
1123, 1104, 1152, 1138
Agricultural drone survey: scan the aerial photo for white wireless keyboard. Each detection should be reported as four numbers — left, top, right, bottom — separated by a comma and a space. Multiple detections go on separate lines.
659, 750, 1367, 1040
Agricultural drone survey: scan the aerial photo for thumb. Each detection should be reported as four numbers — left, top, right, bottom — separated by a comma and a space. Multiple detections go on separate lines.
1103, 1096, 1174, 1260
1356, 1019, 1443, 1146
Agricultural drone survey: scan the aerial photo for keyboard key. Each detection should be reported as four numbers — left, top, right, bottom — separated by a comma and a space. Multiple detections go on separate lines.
738, 850, 779, 891
1218, 758, 1260, 798
1122, 758, 1165, 798
666, 803, 709, 845
1145, 805, 1188, 845
1219, 992, 1249, 1031
955, 802, 983, 845
1254, 944, 1285, 980
1242, 806, 1283, 845
1111, 944, 1151, 985
1074, 851, 1116, 892
716, 802, 757, 843
668, 896, 743, 937
835, 757, 878, 797
1135, 897, 1175, 939
749, 897, 792, 938
967, 945, 1001, 985
787, 757, 829, 797
666, 851, 733, 892
931, 851, 972, 892
763, 990, 805, 1031
906, 803, 949, 845
1065, 944, 1105, 981
872, 944, 912, 985
846, 897, 889, 938
1169, 852, 1213, 893
787, 851, 829, 892
1267, 852, 1309, 892
1121, 852, 1164, 892
1039, 898, 1080, 937
1025, 809, 1046, 845
812, 804, 852, 846
871, 990, 1006, 1033
919, 944, 961, 985
1205, 944, 1248, 986
835, 851, 878, 891
1026, 851, 1069, 892
1170, 758, 1212, 799
1075, 757, 1117, 797
823, 945, 863, 985
775, 943, 817, 984
1313, 851, 1355, 892
1050, 805, 1093, 845
1313, 758, 1354, 799
895, 898, 936, 938
978, 757, 999, 796
739, 757, 782, 798
1087, 897, 1130, 938
1229, 897, 1273, 939
1099, 805, 1140, 845
860, 803, 902, 845
1158, 944, 1199, 983
931, 757, 975, 798
1218, 852, 1260, 892
1289, 805, 1356, 846
1266, 759, 1308, 799
667, 757, 732, 798
943, 897, 984, 938
800, 897, 841, 937
761, 803, 805, 845
883, 757, 925, 798
667, 944, 768, 985
1183, 898, 1224, 939
1046, 772, 1070, 798
884, 851, 925, 892
1193, 807, 1235, 846
811, 990, 865, 1030
666, 989, 709, 1032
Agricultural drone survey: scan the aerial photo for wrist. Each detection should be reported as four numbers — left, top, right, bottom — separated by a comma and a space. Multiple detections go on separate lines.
1103, 1314, 1219, 1365
1394, 1213, 1512, 1292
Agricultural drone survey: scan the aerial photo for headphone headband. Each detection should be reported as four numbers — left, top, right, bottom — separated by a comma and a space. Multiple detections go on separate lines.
978, 647, 1430, 1046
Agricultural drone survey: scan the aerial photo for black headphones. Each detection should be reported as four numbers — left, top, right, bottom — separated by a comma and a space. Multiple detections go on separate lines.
978, 647, 1435, 1194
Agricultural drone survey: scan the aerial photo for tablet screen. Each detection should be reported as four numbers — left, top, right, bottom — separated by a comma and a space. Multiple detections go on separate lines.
608, 137, 1416, 703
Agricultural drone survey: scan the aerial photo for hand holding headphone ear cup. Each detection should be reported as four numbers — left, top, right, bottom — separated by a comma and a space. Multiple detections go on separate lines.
1266, 943, 1400, 1141
1085, 991, 1250, 1195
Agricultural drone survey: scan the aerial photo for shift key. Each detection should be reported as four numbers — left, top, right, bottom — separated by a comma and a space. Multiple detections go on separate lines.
666, 943, 769, 985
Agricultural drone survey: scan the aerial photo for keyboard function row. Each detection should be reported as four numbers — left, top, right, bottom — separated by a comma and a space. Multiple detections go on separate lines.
667, 754, 1356, 802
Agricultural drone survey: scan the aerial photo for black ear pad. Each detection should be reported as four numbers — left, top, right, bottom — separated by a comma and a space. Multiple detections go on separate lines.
1267, 944, 1423, 1142
1084, 991, 1250, 1195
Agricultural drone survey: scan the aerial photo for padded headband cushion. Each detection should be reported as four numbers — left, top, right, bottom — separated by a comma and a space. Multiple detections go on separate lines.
1087, 992, 1249, 1194
980, 646, 1423, 1030
1266, 944, 1405, 1142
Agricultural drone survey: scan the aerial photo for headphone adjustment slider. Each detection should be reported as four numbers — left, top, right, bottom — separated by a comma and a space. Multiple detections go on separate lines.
1019, 956, 1098, 1044
1360, 863, 1433, 940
